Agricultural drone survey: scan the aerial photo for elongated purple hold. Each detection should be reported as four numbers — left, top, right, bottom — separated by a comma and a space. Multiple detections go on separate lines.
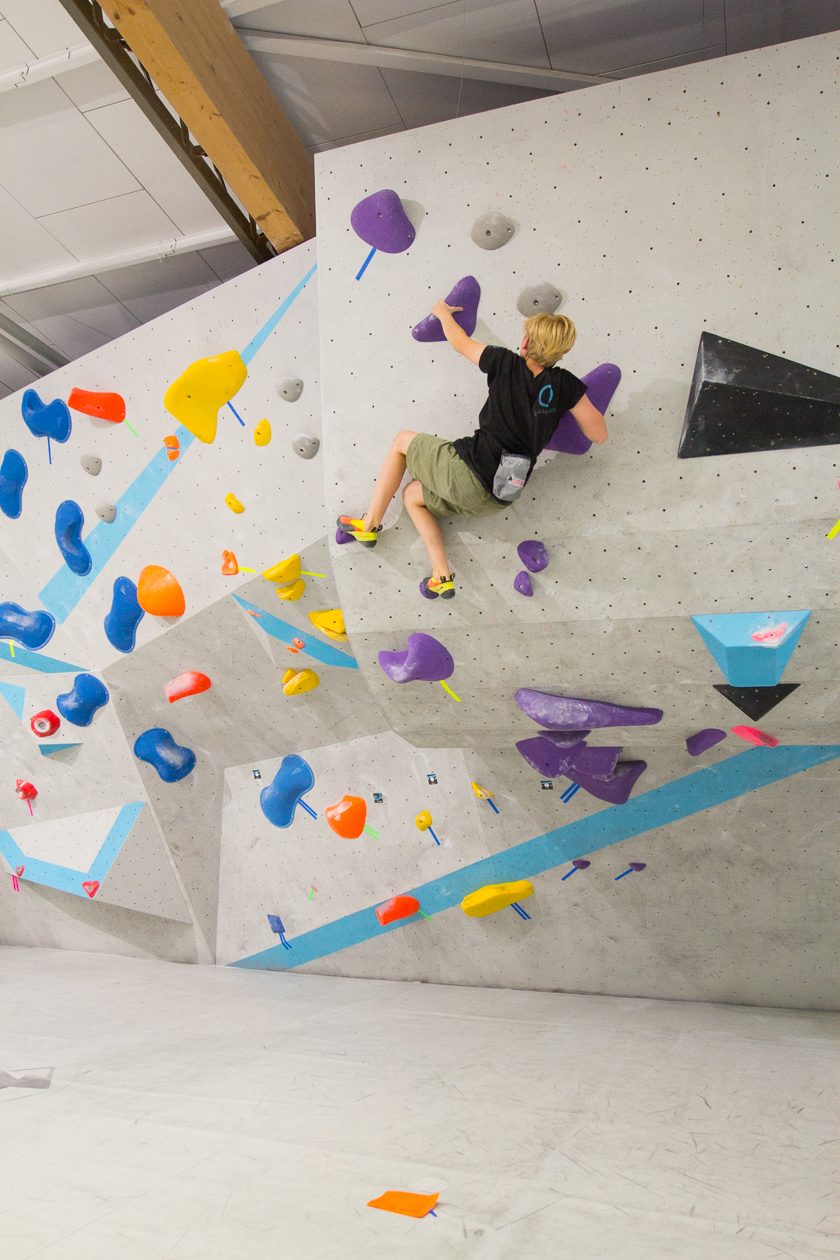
686, 727, 727, 756
350, 189, 415, 254
516, 735, 587, 778
572, 759, 647, 805
516, 688, 663, 730
546, 363, 621, 454
573, 859, 591, 870
537, 729, 591, 746
412, 276, 480, 342
569, 745, 622, 780
379, 632, 454, 683
517, 540, 548, 573
514, 570, 533, 597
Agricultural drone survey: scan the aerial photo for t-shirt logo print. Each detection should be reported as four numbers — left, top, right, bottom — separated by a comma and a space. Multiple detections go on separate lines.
536, 382, 555, 412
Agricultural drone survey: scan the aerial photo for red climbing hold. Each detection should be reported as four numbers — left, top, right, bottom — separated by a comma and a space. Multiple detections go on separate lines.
325, 794, 367, 839
67, 388, 126, 423
15, 779, 37, 801
376, 895, 421, 926
731, 725, 779, 747
164, 671, 212, 703
82, 880, 100, 899
30, 709, 60, 737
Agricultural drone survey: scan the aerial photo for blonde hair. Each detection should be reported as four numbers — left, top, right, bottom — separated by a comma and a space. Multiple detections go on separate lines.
524, 314, 576, 367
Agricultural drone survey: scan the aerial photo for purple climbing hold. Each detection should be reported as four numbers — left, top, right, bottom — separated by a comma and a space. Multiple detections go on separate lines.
517, 540, 548, 573
546, 363, 621, 454
516, 735, 586, 778
515, 688, 663, 730
569, 745, 622, 780
335, 526, 354, 545
686, 727, 727, 756
514, 570, 533, 597
537, 729, 591, 746
571, 759, 647, 805
412, 276, 480, 343
378, 632, 454, 683
350, 189, 415, 254
572, 859, 591, 870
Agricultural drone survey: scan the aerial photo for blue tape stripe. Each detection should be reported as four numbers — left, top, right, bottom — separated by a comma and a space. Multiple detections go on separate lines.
232, 744, 840, 971
0, 642, 86, 673
38, 427, 194, 623
0, 802, 144, 897
232, 595, 358, 669
241, 263, 318, 365
0, 681, 26, 719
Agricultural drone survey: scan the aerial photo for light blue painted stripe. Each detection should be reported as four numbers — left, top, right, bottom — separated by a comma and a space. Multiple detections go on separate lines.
232, 595, 358, 669
0, 801, 145, 898
241, 263, 317, 365
38, 427, 195, 623
0, 681, 26, 719
232, 744, 840, 971
0, 642, 86, 673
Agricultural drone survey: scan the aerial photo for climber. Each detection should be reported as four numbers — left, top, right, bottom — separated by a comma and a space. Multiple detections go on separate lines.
337, 306, 608, 600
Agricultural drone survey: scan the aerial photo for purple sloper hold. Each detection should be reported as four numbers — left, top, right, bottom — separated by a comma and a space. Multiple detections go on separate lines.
516, 735, 587, 778
335, 526, 353, 544
546, 363, 622, 454
515, 688, 663, 730
569, 745, 622, 780
412, 276, 480, 343
517, 540, 548, 573
514, 570, 533, 597
571, 759, 647, 805
686, 727, 727, 756
350, 189, 415, 254
378, 631, 454, 683
537, 729, 591, 746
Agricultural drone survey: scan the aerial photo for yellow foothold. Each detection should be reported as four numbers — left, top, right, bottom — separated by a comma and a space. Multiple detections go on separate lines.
225, 493, 244, 514
415, 810, 432, 831
461, 881, 534, 918
308, 608, 347, 641
471, 781, 493, 800
275, 579, 306, 601
283, 668, 320, 696
263, 554, 301, 584
163, 350, 247, 444
282, 668, 296, 685
254, 418, 272, 447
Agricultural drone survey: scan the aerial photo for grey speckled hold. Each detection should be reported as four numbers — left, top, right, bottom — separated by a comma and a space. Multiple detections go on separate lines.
517, 283, 563, 317
81, 454, 101, 476
292, 433, 319, 460
96, 504, 116, 523
279, 378, 303, 403
471, 211, 516, 250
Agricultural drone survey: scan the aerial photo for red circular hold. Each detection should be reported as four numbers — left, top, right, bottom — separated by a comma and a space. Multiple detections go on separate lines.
376, 895, 421, 926
30, 709, 60, 738
15, 779, 37, 801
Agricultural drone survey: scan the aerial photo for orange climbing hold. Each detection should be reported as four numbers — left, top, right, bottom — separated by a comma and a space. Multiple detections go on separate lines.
221, 550, 239, 575
367, 1191, 439, 1219
163, 435, 180, 461
137, 565, 186, 617
68, 388, 126, 423
165, 671, 212, 703
376, 895, 420, 926
326, 794, 367, 838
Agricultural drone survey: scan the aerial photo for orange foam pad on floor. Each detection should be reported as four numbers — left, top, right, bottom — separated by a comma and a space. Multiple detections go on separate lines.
367, 1191, 439, 1218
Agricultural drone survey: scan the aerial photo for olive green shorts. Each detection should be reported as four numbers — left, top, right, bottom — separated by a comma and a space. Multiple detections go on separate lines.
406, 434, 503, 518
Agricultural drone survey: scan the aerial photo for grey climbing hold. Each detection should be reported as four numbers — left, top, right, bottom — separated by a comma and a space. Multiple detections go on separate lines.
516, 283, 563, 317
81, 455, 101, 476
96, 504, 116, 524
292, 433, 319, 460
471, 211, 516, 251
279, 378, 303, 403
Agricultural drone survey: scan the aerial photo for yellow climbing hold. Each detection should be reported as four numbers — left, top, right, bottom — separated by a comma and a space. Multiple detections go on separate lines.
282, 668, 320, 696
276, 579, 305, 601
461, 880, 534, 918
263, 554, 300, 584
308, 609, 347, 641
415, 809, 433, 831
225, 493, 244, 514
471, 781, 493, 800
163, 350, 247, 444
254, 418, 272, 446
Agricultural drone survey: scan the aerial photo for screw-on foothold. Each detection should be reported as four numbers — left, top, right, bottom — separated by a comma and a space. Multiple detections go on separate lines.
470, 211, 516, 250
516, 283, 563, 317
279, 378, 303, 402
292, 433, 319, 459
96, 504, 116, 523
81, 455, 101, 476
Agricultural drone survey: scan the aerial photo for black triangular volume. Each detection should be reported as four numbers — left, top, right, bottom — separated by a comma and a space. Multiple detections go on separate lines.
713, 683, 800, 721
677, 332, 840, 458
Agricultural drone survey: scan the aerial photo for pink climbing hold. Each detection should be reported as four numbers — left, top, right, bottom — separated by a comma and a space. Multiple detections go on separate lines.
751, 622, 789, 645
731, 725, 779, 747
164, 671, 212, 703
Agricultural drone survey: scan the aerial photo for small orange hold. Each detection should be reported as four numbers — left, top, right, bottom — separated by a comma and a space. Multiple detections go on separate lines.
221, 550, 239, 576
367, 1191, 439, 1219
137, 565, 186, 617
163, 435, 180, 461
287, 637, 305, 654
165, 671, 212, 703
68, 387, 126, 423
325, 794, 367, 839
376, 895, 420, 926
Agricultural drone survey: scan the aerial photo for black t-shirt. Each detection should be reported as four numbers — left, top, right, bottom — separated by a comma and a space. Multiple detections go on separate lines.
452, 346, 587, 498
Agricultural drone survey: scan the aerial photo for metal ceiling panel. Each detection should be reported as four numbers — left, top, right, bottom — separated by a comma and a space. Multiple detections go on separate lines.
365, 0, 553, 69
199, 240, 257, 282
233, 0, 367, 42
253, 49, 402, 146
352, 0, 457, 24
96, 251, 220, 322
37, 189, 179, 258
0, 184, 74, 283
534, 0, 725, 75
381, 65, 555, 128
0, 0, 86, 58
0, 15, 33, 68
608, 41, 725, 78
724, 0, 840, 53
309, 123, 404, 153
58, 57, 130, 112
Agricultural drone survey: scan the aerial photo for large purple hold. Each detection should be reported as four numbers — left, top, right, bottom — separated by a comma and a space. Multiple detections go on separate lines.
516, 736, 587, 778
572, 759, 647, 805
571, 745, 622, 780
350, 189, 415, 254
686, 727, 727, 756
546, 363, 622, 454
517, 540, 548, 573
378, 632, 454, 683
516, 688, 663, 730
412, 276, 480, 342
538, 730, 591, 746
514, 570, 533, 597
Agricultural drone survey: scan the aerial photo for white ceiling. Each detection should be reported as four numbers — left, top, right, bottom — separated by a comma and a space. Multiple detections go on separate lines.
0, 0, 836, 397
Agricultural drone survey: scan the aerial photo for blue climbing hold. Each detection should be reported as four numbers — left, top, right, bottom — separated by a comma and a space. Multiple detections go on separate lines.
134, 728, 196, 782
260, 753, 315, 828
21, 389, 71, 443
56, 673, 109, 726
54, 500, 92, 576
104, 576, 145, 653
0, 602, 55, 649
0, 450, 27, 519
